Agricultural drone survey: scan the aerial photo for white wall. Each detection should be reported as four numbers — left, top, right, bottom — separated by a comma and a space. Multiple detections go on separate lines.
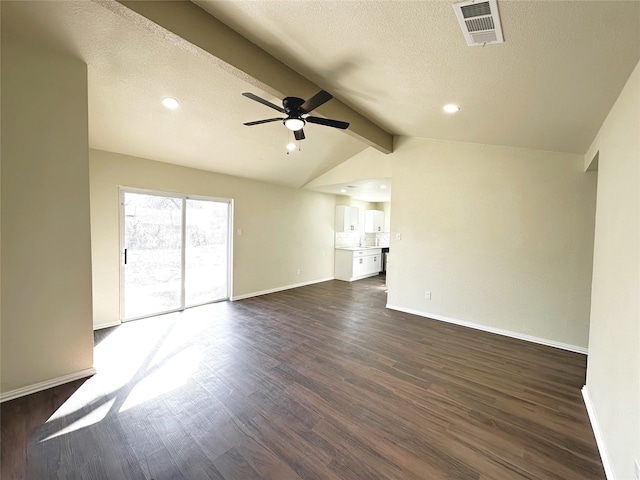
1, 40, 94, 397
90, 149, 337, 328
584, 60, 639, 480
387, 137, 597, 351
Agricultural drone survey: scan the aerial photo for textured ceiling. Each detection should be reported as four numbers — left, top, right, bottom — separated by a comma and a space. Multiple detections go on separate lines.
1, 0, 369, 189
195, 0, 640, 153
2, 0, 639, 198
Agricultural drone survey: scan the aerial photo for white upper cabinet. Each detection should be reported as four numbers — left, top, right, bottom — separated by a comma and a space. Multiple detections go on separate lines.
364, 210, 384, 233
335, 206, 360, 232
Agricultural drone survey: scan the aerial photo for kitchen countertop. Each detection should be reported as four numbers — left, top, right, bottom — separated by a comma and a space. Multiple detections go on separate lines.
335, 246, 387, 250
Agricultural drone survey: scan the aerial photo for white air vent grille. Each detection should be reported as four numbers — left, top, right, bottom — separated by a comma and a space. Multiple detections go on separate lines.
465, 16, 494, 32
460, 2, 491, 18
453, 0, 504, 46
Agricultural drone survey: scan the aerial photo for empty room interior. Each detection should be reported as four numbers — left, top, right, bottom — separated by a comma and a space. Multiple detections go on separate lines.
1, 1, 639, 479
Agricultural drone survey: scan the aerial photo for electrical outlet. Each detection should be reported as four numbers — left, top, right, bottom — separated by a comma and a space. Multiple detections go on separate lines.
237, 228, 242, 236
296, 269, 301, 275
395, 233, 402, 240
424, 290, 431, 300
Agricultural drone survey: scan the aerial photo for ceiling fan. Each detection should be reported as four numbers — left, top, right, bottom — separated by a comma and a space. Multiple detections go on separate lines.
242, 90, 349, 140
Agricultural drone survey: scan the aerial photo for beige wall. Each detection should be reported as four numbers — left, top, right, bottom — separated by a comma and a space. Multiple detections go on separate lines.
387, 137, 597, 351
305, 146, 392, 190
334, 198, 376, 210
584, 60, 639, 480
1, 40, 94, 396
90, 149, 337, 328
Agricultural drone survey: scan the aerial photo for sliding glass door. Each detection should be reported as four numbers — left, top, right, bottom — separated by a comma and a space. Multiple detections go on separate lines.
120, 189, 231, 321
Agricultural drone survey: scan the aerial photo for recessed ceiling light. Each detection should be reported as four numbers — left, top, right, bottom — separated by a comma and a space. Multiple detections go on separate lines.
340, 189, 347, 193
286, 142, 296, 151
380, 185, 387, 189
162, 97, 180, 110
443, 104, 460, 113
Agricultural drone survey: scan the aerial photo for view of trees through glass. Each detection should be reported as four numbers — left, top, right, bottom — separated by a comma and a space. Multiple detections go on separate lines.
186, 198, 228, 306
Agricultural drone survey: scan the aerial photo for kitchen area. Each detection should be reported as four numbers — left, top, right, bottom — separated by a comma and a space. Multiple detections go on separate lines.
334, 204, 390, 282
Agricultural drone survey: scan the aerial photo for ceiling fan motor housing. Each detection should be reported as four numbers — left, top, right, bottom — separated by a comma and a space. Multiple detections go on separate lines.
282, 97, 306, 131
283, 97, 305, 115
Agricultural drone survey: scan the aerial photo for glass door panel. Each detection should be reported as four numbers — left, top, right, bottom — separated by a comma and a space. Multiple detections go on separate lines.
185, 199, 229, 306
123, 192, 183, 320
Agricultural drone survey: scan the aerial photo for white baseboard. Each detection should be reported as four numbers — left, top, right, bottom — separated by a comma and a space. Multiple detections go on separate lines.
385, 304, 588, 355
582, 386, 615, 479
93, 320, 121, 331
0, 367, 97, 403
231, 277, 334, 301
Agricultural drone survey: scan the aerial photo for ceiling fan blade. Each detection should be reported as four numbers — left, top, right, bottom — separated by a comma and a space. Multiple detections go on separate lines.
242, 92, 285, 113
305, 116, 349, 130
243, 118, 283, 126
300, 90, 333, 113
294, 128, 305, 141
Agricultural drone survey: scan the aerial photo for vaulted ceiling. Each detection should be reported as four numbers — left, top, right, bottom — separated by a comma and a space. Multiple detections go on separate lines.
2, 1, 639, 199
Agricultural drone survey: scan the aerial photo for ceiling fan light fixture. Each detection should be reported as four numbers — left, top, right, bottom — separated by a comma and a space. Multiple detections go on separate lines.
284, 118, 305, 131
443, 104, 460, 113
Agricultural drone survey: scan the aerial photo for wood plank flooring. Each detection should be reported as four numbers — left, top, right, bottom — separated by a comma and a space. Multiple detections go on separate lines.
2, 276, 604, 479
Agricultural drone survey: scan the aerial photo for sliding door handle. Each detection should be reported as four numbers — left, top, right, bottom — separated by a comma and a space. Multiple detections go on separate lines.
123, 248, 127, 265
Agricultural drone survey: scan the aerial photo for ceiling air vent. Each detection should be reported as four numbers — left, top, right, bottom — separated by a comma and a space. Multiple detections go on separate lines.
453, 0, 504, 46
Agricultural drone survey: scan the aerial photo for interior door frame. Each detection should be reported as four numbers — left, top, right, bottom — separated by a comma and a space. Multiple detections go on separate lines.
119, 186, 234, 322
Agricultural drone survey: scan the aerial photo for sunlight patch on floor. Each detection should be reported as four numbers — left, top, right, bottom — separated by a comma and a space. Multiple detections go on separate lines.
119, 346, 202, 413
39, 304, 228, 443
40, 397, 116, 443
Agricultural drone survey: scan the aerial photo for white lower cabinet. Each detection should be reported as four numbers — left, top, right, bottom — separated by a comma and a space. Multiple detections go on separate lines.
335, 248, 382, 282
352, 256, 368, 278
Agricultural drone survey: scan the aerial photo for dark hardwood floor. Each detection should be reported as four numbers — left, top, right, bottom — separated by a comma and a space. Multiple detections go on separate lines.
2, 275, 604, 479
